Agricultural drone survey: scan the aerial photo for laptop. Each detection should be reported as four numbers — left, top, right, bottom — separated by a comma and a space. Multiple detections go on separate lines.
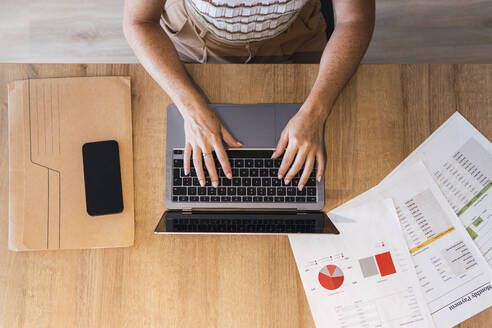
155, 104, 339, 234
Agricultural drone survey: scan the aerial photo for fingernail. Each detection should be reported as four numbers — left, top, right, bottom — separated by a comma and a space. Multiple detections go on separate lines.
237, 142, 243, 146
226, 172, 232, 179
212, 181, 218, 188
278, 174, 283, 179
271, 152, 276, 158
199, 179, 204, 187
298, 184, 304, 191
284, 178, 290, 184
317, 176, 322, 182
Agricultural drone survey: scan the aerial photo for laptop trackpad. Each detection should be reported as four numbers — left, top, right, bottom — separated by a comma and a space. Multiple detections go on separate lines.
216, 106, 275, 148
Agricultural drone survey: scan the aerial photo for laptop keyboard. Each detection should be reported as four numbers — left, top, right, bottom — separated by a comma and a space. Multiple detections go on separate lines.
171, 149, 318, 203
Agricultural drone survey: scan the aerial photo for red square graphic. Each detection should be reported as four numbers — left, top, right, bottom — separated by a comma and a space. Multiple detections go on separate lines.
375, 251, 396, 277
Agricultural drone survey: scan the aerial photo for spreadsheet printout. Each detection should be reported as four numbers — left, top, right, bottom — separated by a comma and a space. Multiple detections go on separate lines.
289, 200, 434, 328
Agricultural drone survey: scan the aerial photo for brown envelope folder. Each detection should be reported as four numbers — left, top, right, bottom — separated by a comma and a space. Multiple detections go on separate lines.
8, 76, 134, 251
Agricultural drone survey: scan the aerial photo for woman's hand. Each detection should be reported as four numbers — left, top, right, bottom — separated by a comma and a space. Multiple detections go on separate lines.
272, 103, 327, 190
182, 104, 242, 187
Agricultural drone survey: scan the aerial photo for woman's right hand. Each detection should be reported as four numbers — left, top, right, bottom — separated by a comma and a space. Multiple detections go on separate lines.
181, 103, 242, 187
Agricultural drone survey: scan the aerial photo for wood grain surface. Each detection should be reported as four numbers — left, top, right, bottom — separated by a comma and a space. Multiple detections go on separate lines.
0, 64, 491, 327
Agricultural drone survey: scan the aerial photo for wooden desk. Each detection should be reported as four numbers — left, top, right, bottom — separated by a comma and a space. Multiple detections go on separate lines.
0, 64, 491, 327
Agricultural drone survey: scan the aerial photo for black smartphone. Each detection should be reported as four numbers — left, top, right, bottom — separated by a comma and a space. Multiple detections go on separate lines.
82, 140, 124, 216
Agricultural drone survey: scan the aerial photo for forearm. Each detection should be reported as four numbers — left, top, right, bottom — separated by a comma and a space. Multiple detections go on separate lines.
303, 20, 374, 119
123, 21, 207, 117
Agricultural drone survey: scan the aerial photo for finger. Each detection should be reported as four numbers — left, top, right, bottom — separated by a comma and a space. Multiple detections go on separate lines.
316, 151, 325, 182
183, 143, 192, 175
221, 126, 242, 148
298, 154, 315, 190
278, 143, 298, 180
192, 146, 205, 186
213, 140, 232, 179
272, 131, 289, 159
203, 149, 219, 187
285, 149, 308, 185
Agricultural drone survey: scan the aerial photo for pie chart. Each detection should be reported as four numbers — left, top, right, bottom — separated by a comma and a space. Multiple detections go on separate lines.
318, 265, 344, 290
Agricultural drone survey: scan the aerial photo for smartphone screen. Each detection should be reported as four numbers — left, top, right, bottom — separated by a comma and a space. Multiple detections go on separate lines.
82, 140, 124, 216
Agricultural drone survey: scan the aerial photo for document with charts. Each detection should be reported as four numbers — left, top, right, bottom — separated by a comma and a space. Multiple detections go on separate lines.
336, 162, 492, 327
385, 112, 492, 266
289, 200, 435, 328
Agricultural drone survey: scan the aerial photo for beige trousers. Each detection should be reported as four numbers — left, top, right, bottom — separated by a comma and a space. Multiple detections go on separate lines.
161, 0, 328, 63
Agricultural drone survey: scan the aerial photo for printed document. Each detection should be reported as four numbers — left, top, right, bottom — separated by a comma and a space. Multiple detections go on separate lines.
385, 112, 492, 266
289, 200, 435, 328
378, 162, 492, 327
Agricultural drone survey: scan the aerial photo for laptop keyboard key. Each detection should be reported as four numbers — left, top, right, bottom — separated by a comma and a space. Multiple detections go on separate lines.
252, 178, 261, 186
207, 187, 217, 195
218, 187, 227, 195
173, 159, 183, 167
307, 187, 316, 196
242, 177, 251, 186
235, 159, 244, 167
253, 196, 263, 202
200, 196, 210, 202
245, 159, 254, 167
227, 187, 236, 195
173, 177, 182, 186
260, 169, 269, 177
182, 177, 191, 186
179, 196, 189, 202
237, 187, 246, 196
242, 196, 253, 202
272, 178, 281, 186
277, 187, 286, 196
211, 196, 220, 202
275, 196, 284, 202
267, 187, 276, 196
240, 168, 249, 176
198, 187, 207, 195
250, 169, 259, 177
247, 187, 256, 196
262, 178, 271, 186
254, 159, 263, 167
232, 178, 241, 186
257, 187, 266, 196
296, 197, 306, 203
307, 178, 316, 186
307, 197, 317, 202
190, 196, 199, 202
287, 187, 297, 196
232, 196, 241, 202
173, 187, 187, 195
188, 187, 197, 195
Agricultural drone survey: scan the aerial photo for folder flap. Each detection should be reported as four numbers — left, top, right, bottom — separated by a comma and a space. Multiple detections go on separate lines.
8, 77, 134, 251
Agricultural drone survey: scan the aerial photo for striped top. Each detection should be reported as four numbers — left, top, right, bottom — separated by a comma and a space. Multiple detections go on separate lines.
185, 0, 310, 42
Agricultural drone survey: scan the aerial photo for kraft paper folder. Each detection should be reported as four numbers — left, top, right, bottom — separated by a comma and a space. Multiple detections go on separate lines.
8, 76, 134, 251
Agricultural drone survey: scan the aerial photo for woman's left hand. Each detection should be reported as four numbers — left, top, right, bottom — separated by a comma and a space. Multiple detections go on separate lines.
272, 103, 327, 190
